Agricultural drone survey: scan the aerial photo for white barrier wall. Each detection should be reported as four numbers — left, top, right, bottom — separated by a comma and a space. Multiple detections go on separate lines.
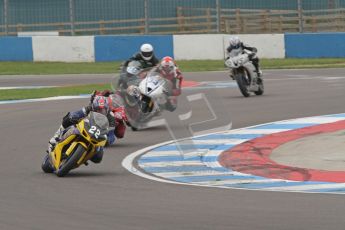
32, 36, 95, 62
174, 34, 285, 60
173, 34, 225, 60
27, 34, 285, 62
223, 34, 285, 59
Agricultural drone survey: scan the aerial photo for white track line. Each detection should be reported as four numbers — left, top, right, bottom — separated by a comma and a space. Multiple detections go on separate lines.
139, 160, 204, 168
0, 86, 57, 90
275, 117, 345, 124
195, 179, 286, 186
0, 95, 89, 105
154, 170, 242, 178
265, 183, 345, 192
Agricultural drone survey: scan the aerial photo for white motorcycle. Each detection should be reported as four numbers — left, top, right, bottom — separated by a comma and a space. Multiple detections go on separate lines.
138, 69, 173, 114
225, 51, 264, 97
113, 64, 172, 130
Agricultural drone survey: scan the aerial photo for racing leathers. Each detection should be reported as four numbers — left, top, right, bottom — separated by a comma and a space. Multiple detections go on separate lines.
119, 53, 160, 90
123, 52, 159, 70
92, 90, 128, 139
151, 66, 183, 112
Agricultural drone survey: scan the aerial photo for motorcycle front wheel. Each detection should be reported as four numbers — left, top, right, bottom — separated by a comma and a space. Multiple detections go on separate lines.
56, 144, 86, 177
235, 70, 251, 97
41, 154, 54, 173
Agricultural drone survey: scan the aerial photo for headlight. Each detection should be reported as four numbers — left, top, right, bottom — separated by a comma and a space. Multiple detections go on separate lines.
225, 59, 233, 68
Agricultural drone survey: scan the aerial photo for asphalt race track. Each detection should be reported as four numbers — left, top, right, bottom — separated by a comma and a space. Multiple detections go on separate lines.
1, 69, 345, 230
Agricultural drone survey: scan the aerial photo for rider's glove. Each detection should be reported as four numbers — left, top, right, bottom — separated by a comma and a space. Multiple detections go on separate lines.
125, 121, 131, 127
119, 108, 128, 122
114, 112, 123, 120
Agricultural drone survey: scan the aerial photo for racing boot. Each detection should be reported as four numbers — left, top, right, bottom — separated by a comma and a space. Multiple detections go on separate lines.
256, 69, 263, 85
47, 125, 64, 154
253, 62, 262, 78
254, 68, 263, 85
256, 68, 263, 78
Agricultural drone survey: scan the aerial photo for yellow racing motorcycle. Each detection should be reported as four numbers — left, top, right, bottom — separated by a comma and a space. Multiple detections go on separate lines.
41, 112, 109, 177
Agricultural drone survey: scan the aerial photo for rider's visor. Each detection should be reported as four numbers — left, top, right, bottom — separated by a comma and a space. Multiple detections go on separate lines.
142, 51, 153, 58
163, 65, 173, 73
232, 44, 240, 49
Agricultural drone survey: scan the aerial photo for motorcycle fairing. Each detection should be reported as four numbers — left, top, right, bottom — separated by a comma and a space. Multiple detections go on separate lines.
50, 119, 107, 170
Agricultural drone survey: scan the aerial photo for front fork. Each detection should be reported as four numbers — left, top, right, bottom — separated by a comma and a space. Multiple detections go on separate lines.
229, 69, 235, 80
233, 68, 253, 87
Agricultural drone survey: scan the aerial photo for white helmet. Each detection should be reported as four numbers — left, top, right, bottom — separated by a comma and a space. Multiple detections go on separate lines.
140, 43, 154, 61
229, 36, 241, 48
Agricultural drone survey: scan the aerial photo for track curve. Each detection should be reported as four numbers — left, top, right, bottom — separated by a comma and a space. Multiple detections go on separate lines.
124, 113, 345, 194
1, 69, 345, 230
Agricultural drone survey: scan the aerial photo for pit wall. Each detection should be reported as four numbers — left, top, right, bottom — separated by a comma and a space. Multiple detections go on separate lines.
0, 33, 344, 62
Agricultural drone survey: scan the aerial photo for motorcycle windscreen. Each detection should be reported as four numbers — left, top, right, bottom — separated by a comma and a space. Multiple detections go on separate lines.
142, 71, 172, 96
111, 61, 153, 93
144, 72, 162, 94
84, 112, 109, 141
228, 47, 242, 58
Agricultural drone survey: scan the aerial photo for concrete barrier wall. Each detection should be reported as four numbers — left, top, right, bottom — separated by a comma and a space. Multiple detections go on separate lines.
0, 37, 33, 61
285, 33, 345, 58
173, 34, 225, 60
173, 34, 285, 60
94, 35, 174, 62
32, 36, 95, 62
223, 34, 285, 59
1, 33, 345, 62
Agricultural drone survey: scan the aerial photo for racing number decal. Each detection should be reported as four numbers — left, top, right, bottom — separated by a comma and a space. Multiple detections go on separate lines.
89, 126, 101, 138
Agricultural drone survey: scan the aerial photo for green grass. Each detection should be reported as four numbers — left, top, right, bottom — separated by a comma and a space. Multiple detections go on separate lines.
0, 83, 111, 101
0, 62, 121, 75
1, 58, 345, 75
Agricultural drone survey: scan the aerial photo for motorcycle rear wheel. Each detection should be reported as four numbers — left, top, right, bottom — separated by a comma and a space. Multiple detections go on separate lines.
56, 144, 86, 177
